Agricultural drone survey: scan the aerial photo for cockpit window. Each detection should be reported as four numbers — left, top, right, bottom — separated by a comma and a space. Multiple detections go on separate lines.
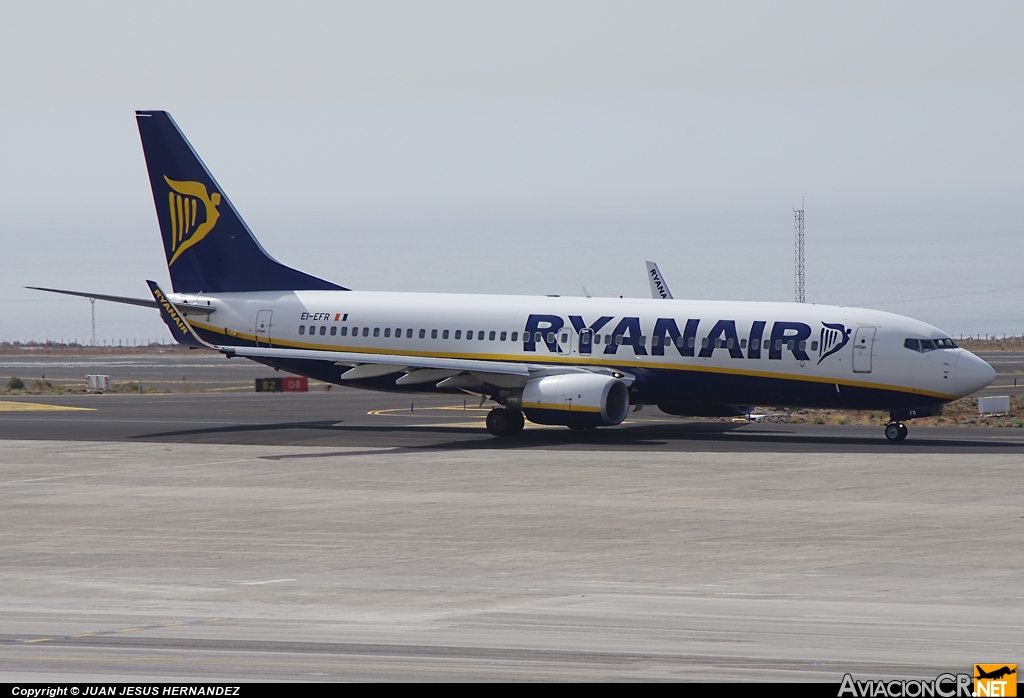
905, 337, 957, 353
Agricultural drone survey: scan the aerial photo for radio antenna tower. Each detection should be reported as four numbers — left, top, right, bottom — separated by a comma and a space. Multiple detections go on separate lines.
794, 197, 805, 303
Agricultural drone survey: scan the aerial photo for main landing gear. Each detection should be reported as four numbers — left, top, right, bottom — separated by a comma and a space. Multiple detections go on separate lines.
486, 407, 525, 437
884, 422, 908, 442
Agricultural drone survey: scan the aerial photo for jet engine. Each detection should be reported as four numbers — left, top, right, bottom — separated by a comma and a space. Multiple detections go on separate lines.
512, 373, 630, 428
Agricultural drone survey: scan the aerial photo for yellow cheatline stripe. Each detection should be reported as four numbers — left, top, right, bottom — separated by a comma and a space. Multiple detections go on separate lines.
189, 321, 959, 402
0, 401, 95, 412
523, 402, 602, 413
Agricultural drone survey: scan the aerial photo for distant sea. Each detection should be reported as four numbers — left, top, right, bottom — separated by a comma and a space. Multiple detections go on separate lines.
2, 200, 1022, 344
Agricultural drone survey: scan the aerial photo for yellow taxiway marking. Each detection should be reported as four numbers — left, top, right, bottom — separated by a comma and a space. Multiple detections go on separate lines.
16, 618, 225, 645
0, 401, 95, 412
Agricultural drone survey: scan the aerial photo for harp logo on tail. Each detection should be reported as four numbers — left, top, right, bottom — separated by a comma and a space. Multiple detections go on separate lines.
164, 176, 221, 266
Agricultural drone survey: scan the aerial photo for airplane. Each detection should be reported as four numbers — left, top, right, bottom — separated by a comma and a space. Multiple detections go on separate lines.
31, 110, 996, 441
975, 666, 1016, 681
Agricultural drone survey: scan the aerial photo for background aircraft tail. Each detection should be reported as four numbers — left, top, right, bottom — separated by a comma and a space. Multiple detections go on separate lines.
136, 111, 346, 294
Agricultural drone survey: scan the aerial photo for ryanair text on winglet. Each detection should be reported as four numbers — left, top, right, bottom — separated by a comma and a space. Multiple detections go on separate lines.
153, 287, 189, 336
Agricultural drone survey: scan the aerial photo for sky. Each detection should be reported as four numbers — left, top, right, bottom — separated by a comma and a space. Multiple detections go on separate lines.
2, 1, 1023, 342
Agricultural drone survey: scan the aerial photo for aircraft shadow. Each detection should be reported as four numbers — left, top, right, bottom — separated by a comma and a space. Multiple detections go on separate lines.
131, 419, 1024, 452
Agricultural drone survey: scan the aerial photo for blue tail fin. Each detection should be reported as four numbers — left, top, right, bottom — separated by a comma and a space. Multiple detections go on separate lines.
136, 111, 346, 294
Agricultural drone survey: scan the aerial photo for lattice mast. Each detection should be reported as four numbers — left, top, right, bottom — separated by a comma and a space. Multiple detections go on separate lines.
794, 198, 805, 303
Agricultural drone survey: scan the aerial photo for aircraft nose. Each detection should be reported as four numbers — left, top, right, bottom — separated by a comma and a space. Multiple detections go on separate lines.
955, 351, 995, 396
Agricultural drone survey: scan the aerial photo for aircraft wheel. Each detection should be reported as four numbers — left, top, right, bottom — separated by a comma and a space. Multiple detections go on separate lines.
486, 407, 519, 436
885, 422, 903, 441
508, 409, 525, 434
897, 423, 908, 440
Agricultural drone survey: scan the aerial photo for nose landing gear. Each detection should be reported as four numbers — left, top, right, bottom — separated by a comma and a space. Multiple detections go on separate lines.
485, 407, 525, 436
884, 422, 908, 441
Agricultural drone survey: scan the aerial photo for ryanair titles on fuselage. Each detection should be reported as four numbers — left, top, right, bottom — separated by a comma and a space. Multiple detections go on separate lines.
522, 313, 849, 364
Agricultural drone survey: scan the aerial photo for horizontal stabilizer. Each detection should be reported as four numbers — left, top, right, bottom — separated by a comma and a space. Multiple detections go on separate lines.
27, 286, 215, 315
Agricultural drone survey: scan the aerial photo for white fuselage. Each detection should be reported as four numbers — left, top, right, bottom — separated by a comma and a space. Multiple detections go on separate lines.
171, 289, 995, 409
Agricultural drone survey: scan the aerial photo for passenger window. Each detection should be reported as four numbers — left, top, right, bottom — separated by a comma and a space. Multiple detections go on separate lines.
489, 331, 496, 341
500, 331, 506, 341
362, 327, 369, 337
594, 334, 601, 344
467, 330, 474, 340
319, 326, 326, 336
476, 331, 483, 340
396, 328, 402, 337
701, 337, 708, 348
678, 336, 686, 348
615, 335, 623, 345
384, 328, 391, 338
639, 335, 646, 346
810, 340, 817, 351
340, 327, 348, 336
419, 329, 425, 339
764, 339, 770, 350
652, 335, 660, 346
443, 330, 450, 339
511, 332, 518, 341
798, 340, 805, 351
407, 329, 413, 339
373, 327, 380, 337
687, 337, 694, 348
330, 326, 337, 336
775, 340, 782, 351
299, 326, 305, 335
431, 329, 438, 339
605, 334, 612, 345
581, 333, 591, 345
786, 340, 794, 351
740, 338, 746, 348
535, 332, 543, 343
561, 333, 568, 343
455, 330, 462, 339
351, 327, 358, 336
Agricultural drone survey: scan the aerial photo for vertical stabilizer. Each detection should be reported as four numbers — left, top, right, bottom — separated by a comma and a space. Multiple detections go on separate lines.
136, 111, 346, 294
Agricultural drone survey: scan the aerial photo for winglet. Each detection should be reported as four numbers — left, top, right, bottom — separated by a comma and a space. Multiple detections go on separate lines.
645, 261, 674, 299
146, 280, 210, 349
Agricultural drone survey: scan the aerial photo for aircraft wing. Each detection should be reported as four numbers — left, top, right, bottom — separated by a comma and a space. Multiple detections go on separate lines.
645, 261, 673, 299
225, 345, 529, 376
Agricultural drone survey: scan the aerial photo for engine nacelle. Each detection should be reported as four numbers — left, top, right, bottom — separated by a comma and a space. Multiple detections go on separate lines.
516, 373, 630, 428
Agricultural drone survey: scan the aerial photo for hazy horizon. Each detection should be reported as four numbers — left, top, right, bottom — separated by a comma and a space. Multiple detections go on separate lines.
2, 3, 1022, 341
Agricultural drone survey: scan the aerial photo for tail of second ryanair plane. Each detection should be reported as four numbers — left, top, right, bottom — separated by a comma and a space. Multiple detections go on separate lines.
135, 110, 345, 294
